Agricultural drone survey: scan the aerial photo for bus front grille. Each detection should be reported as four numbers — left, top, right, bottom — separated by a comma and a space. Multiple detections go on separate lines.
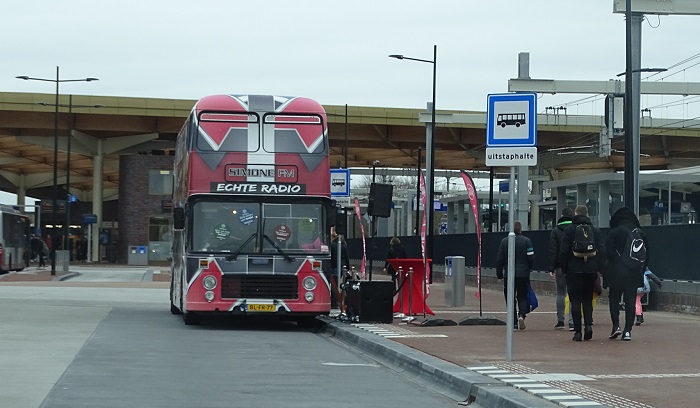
220, 275, 299, 299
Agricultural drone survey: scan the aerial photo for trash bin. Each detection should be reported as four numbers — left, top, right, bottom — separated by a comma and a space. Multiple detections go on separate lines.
55, 250, 70, 272
444, 256, 465, 307
128, 246, 149, 266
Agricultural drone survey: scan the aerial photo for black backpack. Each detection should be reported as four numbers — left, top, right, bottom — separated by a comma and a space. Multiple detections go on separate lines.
618, 227, 647, 269
572, 224, 596, 261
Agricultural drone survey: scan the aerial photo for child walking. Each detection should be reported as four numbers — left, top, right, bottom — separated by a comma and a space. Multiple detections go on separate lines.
636, 268, 662, 325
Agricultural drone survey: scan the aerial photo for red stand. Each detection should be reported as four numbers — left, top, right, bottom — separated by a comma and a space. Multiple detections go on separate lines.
388, 258, 434, 316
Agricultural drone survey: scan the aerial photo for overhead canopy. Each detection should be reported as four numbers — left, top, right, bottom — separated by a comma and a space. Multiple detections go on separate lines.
1, 91, 700, 202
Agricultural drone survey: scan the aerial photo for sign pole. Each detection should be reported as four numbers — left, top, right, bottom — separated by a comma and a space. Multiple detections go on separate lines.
505, 166, 516, 362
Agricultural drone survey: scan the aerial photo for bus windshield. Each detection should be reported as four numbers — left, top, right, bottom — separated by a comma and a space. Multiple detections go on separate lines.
190, 199, 328, 255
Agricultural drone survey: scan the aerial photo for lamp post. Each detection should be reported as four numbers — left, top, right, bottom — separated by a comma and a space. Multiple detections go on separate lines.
389, 45, 437, 276
16, 67, 98, 275
37, 98, 104, 257
368, 160, 380, 281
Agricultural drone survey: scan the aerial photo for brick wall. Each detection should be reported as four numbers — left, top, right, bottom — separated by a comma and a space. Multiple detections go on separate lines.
117, 155, 174, 264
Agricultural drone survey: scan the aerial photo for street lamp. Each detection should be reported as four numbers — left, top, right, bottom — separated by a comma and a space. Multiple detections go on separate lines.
37, 98, 104, 256
389, 45, 437, 278
16, 67, 98, 275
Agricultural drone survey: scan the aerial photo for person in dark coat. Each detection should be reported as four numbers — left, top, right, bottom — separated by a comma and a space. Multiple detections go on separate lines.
329, 232, 350, 308
383, 236, 408, 289
560, 205, 606, 341
605, 207, 649, 341
548, 207, 574, 330
496, 221, 535, 330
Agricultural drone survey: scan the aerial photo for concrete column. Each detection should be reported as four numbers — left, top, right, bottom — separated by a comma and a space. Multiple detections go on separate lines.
447, 202, 455, 234
530, 178, 540, 230
599, 181, 610, 228
407, 194, 415, 235
457, 200, 466, 233
557, 186, 567, 215
466, 199, 475, 233
516, 166, 529, 230
577, 183, 587, 206
91, 139, 104, 262
16, 174, 26, 208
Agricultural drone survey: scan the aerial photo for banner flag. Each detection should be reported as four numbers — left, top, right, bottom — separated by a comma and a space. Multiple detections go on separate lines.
461, 171, 482, 300
419, 171, 429, 299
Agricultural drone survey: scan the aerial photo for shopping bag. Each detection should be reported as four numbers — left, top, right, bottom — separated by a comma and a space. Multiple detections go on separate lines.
527, 286, 538, 312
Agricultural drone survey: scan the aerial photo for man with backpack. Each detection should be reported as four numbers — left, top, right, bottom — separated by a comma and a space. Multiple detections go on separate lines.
560, 205, 605, 341
548, 207, 574, 330
604, 207, 649, 341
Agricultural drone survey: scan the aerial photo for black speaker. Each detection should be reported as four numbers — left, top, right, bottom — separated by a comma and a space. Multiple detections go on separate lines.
360, 281, 394, 323
368, 183, 393, 218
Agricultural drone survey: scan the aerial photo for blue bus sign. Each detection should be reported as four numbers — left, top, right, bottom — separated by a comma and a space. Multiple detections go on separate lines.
486, 93, 537, 147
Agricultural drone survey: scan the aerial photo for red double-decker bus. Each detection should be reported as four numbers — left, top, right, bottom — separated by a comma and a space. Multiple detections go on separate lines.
170, 94, 333, 326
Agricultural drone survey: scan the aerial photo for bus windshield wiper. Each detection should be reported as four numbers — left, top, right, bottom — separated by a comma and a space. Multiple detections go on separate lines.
261, 234, 294, 263
226, 233, 257, 261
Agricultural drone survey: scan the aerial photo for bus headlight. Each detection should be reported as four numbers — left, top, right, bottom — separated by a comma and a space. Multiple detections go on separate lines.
203, 275, 217, 290
204, 291, 215, 302
304, 292, 315, 303
302, 276, 317, 291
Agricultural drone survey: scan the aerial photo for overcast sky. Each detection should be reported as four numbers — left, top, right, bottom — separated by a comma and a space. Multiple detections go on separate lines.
3, 0, 700, 119
2, 1, 700, 204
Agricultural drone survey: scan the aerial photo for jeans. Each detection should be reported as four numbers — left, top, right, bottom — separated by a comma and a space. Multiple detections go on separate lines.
567, 273, 596, 333
555, 269, 573, 325
502, 276, 530, 321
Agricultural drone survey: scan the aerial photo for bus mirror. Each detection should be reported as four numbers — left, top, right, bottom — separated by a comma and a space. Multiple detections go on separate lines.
173, 207, 185, 230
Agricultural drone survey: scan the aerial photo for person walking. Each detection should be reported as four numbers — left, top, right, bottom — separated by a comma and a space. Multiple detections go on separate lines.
605, 206, 649, 341
496, 221, 535, 330
560, 205, 605, 341
548, 207, 574, 330
383, 236, 407, 290
636, 268, 662, 325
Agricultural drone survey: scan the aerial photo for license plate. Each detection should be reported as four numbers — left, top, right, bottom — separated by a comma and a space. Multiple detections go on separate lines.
246, 304, 276, 312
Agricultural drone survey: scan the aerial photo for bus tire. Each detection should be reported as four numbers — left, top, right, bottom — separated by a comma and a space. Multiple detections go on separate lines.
183, 312, 200, 325
170, 302, 182, 315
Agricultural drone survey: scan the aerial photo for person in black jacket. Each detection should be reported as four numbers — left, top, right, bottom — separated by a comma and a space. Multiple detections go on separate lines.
383, 236, 408, 289
548, 207, 574, 330
329, 232, 350, 308
496, 221, 535, 330
560, 205, 605, 341
605, 207, 649, 341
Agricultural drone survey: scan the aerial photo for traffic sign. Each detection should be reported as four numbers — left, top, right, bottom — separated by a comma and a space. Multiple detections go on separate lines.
330, 169, 350, 196
486, 93, 537, 147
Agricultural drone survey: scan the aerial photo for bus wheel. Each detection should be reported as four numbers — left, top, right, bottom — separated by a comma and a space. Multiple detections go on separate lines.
170, 302, 182, 315
183, 312, 200, 326
296, 317, 317, 329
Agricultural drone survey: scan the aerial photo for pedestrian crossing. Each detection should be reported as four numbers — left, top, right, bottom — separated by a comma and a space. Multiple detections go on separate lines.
351, 323, 448, 338
468, 364, 655, 408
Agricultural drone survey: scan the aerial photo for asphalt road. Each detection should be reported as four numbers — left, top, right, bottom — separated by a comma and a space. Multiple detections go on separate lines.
0, 285, 457, 408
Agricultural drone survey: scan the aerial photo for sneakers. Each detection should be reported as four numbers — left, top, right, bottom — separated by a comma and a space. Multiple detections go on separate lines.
568, 326, 575, 332
609, 326, 622, 339
584, 326, 593, 341
572, 332, 582, 341
518, 316, 526, 330
554, 322, 565, 330
636, 314, 644, 326
622, 331, 632, 341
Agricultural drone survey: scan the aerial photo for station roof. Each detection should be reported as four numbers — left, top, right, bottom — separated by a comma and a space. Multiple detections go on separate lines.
2, 91, 700, 202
